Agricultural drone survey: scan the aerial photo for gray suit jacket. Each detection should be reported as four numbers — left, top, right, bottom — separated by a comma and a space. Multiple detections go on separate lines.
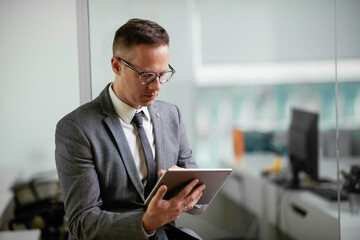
55, 84, 200, 240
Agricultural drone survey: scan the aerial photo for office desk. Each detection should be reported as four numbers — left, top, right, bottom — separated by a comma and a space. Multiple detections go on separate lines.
220, 153, 360, 240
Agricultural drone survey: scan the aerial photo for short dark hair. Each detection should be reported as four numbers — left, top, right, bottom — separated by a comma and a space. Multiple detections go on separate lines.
112, 18, 169, 57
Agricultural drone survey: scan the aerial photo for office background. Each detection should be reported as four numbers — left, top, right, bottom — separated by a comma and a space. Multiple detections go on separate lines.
1, 0, 359, 239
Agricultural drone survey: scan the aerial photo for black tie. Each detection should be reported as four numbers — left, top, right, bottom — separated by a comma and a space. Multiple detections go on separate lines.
133, 112, 169, 240
132, 111, 156, 198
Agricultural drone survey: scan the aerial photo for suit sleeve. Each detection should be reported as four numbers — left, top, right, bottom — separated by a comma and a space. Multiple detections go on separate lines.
55, 117, 148, 240
174, 105, 197, 169
173, 105, 207, 215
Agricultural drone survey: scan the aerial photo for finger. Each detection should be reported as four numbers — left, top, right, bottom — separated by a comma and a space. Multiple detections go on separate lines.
174, 179, 199, 200
158, 165, 182, 177
190, 184, 206, 197
151, 185, 167, 204
183, 192, 203, 212
169, 165, 182, 169
158, 169, 166, 177
191, 191, 203, 208
185, 185, 205, 210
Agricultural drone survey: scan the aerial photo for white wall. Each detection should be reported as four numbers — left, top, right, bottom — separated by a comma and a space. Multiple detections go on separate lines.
199, 0, 335, 63
0, 0, 80, 171
199, 0, 360, 64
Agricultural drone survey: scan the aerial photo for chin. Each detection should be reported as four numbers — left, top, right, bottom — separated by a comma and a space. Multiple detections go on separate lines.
142, 100, 155, 107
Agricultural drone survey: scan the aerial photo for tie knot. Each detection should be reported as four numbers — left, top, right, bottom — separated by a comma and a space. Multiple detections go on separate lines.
132, 111, 143, 126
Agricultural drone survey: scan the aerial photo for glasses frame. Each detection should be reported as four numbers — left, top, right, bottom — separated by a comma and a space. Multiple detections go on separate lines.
117, 57, 175, 85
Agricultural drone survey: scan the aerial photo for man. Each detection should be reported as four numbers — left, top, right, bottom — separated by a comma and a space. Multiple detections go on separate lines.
55, 18, 205, 240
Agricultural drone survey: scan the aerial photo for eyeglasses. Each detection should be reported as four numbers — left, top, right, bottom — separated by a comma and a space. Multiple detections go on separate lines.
117, 57, 175, 85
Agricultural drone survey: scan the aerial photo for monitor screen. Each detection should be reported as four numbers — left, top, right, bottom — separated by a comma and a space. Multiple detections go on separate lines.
288, 108, 319, 188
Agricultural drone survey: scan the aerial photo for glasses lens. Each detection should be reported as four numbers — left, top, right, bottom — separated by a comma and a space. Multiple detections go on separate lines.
140, 73, 156, 84
139, 71, 174, 84
159, 71, 173, 83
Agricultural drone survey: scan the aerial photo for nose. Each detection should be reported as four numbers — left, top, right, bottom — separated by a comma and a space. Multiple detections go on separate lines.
148, 76, 161, 91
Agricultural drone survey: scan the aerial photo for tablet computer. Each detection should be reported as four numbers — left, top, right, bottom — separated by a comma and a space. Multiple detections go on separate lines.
144, 168, 232, 206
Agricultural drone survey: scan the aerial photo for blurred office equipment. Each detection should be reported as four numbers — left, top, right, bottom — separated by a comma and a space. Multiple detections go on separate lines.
6, 171, 67, 240
218, 107, 360, 240
342, 166, 360, 214
221, 153, 360, 240
286, 108, 349, 201
288, 108, 319, 188
232, 129, 245, 163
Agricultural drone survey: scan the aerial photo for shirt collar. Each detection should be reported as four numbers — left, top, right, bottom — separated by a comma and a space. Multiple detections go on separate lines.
108, 83, 150, 124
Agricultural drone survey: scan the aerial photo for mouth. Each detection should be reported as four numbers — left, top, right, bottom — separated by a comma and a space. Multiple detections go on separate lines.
144, 93, 158, 100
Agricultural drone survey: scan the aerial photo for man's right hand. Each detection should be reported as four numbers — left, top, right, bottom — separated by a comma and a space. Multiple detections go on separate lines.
141, 178, 205, 231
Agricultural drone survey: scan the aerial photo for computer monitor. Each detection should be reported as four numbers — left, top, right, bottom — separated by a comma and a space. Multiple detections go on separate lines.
288, 108, 319, 189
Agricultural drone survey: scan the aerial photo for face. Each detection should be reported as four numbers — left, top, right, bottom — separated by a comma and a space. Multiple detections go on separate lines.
112, 44, 169, 109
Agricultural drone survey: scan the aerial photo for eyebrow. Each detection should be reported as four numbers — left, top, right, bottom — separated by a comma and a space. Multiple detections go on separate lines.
118, 57, 171, 74
139, 65, 170, 74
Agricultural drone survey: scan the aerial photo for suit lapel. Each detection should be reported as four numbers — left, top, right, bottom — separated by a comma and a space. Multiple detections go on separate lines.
99, 84, 145, 201
148, 105, 166, 174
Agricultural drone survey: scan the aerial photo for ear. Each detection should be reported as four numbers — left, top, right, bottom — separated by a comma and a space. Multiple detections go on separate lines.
111, 57, 122, 75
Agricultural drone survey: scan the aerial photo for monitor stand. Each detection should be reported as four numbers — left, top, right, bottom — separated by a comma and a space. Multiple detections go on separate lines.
288, 158, 302, 189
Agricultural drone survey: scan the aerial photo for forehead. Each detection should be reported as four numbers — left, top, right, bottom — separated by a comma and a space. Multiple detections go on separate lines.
127, 44, 169, 60
128, 44, 169, 71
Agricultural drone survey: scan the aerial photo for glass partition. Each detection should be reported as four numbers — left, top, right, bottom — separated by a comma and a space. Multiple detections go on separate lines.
88, 0, 360, 239
336, 0, 360, 237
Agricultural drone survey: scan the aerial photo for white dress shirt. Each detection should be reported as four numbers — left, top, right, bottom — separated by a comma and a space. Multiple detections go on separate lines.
108, 84, 156, 185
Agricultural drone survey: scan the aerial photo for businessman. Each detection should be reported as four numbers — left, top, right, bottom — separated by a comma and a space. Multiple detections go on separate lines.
55, 18, 205, 239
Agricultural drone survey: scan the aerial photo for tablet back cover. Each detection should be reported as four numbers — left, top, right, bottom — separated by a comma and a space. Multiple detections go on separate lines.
145, 168, 232, 205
